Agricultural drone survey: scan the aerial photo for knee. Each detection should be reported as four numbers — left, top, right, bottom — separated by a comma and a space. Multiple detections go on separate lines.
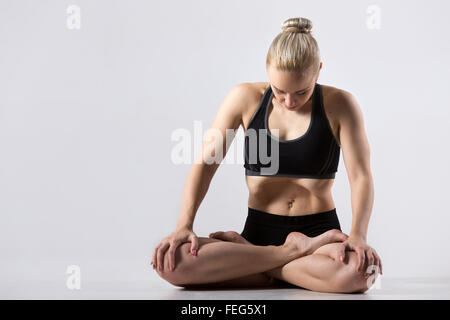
155, 242, 195, 287
335, 252, 373, 293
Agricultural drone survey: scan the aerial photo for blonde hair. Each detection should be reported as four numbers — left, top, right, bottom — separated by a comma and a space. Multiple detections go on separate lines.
266, 17, 320, 73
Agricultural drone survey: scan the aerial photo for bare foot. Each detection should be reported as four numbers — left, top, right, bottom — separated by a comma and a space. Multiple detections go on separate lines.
210, 229, 347, 255
209, 231, 252, 245
283, 229, 348, 257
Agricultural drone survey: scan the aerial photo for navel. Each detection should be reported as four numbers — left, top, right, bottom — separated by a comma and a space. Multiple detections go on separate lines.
287, 199, 295, 209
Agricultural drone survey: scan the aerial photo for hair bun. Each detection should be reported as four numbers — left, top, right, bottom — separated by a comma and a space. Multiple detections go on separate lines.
281, 17, 313, 34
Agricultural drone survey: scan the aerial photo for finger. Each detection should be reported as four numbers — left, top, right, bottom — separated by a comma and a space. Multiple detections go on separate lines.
168, 241, 179, 272
157, 242, 170, 271
380, 257, 383, 275
152, 244, 160, 270
366, 250, 375, 276
378, 253, 383, 275
338, 243, 346, 263
340, 240, 348, 251
375, 253, 381, 273
373, 250, 383, 275
373, 253, 381, 277
361, 250, 367, 273
365, 253, 375, 279
360, 250, 367, 273
371, 249, 382, 275
190, 235, 199, 256
356, 249, 365, 273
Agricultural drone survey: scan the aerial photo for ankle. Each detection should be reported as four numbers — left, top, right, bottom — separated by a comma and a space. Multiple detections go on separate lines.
282, 232, 314, 259
280, 242, 300, 261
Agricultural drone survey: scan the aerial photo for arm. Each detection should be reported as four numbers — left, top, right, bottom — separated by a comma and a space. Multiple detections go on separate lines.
175, 83, 252, 231
152, 83, 253, 271
338, 90, 374, 241
335, 89, 382, 276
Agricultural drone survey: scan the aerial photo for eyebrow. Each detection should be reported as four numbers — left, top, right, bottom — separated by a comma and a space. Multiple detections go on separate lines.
273, 85, 310, 93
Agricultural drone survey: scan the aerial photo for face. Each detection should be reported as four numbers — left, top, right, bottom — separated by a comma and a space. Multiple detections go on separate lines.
267, 62, 322, 111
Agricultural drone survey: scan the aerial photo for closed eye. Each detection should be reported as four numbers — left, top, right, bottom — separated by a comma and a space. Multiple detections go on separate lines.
276, 89, 306, 96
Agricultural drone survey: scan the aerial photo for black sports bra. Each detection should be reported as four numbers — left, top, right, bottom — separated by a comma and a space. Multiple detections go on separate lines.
243, 82, 340, 179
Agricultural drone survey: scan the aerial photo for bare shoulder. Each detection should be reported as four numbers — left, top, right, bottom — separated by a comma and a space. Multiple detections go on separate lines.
237, 82, 268, 131
321, 84, 364, 145
210, 82, 264, 131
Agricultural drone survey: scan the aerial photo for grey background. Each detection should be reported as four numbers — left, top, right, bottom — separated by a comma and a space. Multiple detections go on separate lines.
1, 0, 449, 298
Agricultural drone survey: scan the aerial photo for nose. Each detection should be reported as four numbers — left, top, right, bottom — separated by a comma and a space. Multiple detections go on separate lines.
284, 96, 296, 107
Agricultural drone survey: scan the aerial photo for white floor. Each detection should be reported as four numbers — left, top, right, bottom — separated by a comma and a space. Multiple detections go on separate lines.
2, 276, 450, 299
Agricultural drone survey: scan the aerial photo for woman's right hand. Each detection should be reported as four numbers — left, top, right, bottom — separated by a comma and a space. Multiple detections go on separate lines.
151, 227, 199, 272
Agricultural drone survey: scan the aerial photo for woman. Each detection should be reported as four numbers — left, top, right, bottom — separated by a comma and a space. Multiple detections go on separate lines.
151, 17, 383, 293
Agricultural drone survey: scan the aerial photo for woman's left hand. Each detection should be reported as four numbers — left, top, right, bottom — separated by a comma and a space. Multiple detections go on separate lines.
341, 236, 383, 277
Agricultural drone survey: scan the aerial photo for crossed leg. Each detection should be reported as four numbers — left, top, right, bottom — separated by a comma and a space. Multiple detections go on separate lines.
155, 231, 373, 293
263, 244, 370, 293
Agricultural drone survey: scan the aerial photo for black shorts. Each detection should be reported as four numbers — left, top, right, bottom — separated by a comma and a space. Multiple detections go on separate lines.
240, 207, 342, 246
